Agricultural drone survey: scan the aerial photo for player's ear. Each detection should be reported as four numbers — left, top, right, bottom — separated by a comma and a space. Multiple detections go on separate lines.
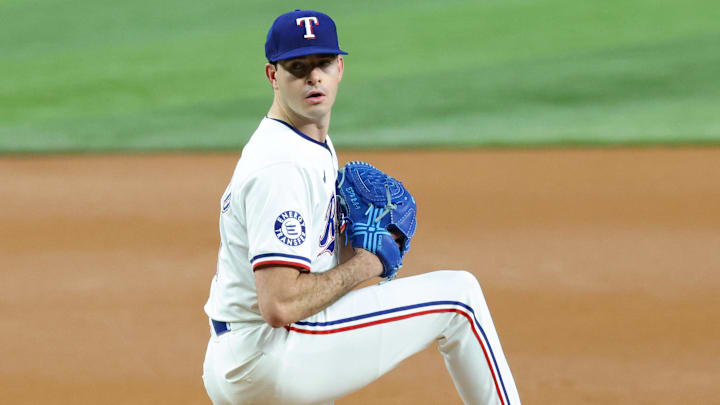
266, 63, 279, 90
337, 56, 344, 82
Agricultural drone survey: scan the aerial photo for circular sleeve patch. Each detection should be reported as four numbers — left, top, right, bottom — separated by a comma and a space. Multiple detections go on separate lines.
274, 211, 307, 246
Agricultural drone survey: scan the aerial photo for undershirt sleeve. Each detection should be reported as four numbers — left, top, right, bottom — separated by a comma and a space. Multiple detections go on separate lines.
244, 163, 314, 272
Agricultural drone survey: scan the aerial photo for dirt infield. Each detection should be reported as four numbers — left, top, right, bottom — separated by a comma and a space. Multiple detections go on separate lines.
1, 148, 718, 404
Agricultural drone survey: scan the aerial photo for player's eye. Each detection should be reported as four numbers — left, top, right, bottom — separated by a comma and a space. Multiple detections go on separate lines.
284, 62, 311, 78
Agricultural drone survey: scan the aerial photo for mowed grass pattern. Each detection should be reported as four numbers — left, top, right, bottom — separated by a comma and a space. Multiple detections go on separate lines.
1, 0, 719, 152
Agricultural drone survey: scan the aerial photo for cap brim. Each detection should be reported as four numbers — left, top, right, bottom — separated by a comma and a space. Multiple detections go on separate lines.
270, 46, 348, 62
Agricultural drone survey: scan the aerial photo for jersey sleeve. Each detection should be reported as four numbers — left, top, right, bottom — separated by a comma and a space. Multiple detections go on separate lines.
243, 163, 314, 272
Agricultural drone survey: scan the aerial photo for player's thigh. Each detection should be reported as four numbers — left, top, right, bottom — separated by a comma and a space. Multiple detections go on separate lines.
272, 270, 480, 402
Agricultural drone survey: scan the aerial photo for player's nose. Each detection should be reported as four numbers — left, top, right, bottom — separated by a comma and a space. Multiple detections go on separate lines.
306, 67, 322, 84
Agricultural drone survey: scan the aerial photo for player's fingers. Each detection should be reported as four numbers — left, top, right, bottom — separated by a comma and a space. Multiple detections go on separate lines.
391, 231, 403, 248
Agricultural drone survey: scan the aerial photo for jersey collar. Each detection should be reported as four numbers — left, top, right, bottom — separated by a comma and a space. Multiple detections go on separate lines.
265, 116, 331, 153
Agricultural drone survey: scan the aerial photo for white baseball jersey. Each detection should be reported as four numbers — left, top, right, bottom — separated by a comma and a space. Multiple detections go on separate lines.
204, 116, 339, 324
202, 117, 521, 405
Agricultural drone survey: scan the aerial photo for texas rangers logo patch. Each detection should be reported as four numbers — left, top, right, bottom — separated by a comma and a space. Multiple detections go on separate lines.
274, 211, 307, 246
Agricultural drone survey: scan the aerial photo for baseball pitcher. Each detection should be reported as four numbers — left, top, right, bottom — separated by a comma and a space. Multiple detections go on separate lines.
202, 9, 521, 405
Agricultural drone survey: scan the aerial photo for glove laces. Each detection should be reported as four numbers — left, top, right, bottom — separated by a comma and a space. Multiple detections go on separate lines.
366, 183, 397, 223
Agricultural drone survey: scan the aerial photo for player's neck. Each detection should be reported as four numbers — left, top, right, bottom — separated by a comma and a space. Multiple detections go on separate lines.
267, 104, 330, 143
293, 118, 330, 144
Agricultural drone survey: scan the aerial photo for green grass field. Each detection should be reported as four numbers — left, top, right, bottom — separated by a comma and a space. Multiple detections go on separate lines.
1, 0, 719, 152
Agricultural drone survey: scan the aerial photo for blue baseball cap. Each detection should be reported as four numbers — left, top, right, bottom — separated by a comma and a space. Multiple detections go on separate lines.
265, 9, 348, 62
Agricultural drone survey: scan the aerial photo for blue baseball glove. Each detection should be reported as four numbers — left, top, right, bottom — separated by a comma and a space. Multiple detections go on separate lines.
336, 161, 417, 280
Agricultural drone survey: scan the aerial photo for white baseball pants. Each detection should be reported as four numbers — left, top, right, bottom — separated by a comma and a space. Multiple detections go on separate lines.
202, 270, 521, 405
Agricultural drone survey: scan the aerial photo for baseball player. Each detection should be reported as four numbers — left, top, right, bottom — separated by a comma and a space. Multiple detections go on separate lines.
202, 9, 521, 405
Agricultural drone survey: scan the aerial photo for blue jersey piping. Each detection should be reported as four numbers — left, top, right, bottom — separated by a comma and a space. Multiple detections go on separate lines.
251, 252, 311, 264
265, 117, 332, 154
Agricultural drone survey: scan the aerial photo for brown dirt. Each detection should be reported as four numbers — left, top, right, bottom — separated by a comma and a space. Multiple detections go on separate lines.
1, 148, 718, 404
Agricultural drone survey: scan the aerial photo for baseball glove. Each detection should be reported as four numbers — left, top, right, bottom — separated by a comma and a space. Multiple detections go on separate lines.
336, 161, 417, 279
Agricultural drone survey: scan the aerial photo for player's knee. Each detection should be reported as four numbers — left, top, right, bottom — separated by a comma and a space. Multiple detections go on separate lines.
422, 270, 485, 303
450, 271, 491, 315
442, 270, 483, 296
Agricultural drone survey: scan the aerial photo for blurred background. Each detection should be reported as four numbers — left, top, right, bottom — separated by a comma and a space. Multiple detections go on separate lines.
2, 0, 719, 152
2, 1, 720, 404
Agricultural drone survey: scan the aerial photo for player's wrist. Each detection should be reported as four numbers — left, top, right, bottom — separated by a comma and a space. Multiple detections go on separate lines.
353, 248, 383, 278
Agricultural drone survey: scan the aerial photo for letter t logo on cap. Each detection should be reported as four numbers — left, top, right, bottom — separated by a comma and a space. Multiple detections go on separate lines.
296, 16, 319, 39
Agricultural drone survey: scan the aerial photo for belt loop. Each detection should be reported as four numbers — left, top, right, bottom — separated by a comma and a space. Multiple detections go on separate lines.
209, 318, 217, 338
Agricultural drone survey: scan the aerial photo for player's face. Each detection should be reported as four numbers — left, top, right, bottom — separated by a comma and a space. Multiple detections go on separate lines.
269, 54, 344, 123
